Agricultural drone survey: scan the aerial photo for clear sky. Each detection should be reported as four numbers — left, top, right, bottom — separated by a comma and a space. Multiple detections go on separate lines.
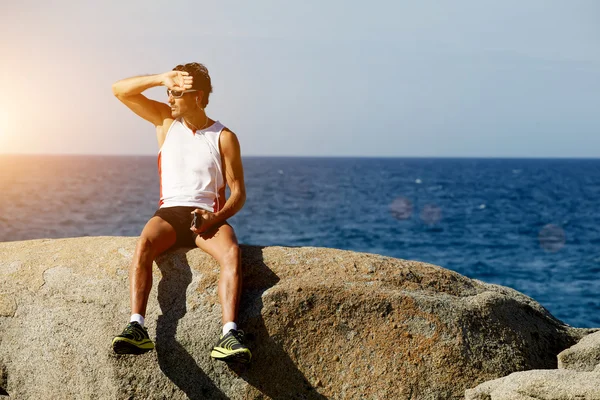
1, 1, 598, 157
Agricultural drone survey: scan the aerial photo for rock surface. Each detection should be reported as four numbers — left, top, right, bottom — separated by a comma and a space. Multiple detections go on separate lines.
558, 330, 600, 371
0, 237, 595, 399
465, 331, 600, 399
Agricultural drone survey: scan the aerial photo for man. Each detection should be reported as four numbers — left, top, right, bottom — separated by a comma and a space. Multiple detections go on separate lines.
111, 62, 251, 363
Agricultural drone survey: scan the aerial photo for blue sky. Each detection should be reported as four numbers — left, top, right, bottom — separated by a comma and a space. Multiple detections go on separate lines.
1, 1, 598, 157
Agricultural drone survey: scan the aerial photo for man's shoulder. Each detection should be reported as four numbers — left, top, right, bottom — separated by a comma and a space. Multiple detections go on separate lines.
218, 124, 235, 135
218, 127, 241, 154
156, 117, 176, 146
219, 127, 239, 142
162, 117, 176, 130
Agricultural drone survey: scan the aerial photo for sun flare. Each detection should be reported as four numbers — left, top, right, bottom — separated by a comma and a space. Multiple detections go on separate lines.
0, 106, 15, 152
0, 108, 7, 135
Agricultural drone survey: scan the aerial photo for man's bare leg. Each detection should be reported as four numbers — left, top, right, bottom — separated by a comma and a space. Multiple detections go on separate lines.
113, 216, 176, 354
130, 216, 177, 317
195, 222, 251, 363
195, 222, 242, 324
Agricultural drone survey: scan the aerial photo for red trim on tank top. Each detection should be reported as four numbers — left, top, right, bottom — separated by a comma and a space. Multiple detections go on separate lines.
157, 152, 163, 207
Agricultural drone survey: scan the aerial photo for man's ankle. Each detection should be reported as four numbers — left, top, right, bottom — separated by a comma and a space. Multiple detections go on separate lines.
130, 313, 145, 327
222, 321, 237, 335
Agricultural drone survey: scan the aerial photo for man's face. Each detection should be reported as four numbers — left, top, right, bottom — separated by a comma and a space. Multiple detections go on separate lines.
168, 90, 200, 118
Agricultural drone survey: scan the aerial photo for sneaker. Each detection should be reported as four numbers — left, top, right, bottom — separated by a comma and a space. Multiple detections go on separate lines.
112, 322, 155, 355
210, 329, 252, 363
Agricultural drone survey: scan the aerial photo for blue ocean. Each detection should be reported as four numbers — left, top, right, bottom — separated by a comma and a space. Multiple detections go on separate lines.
1, 155, 598, 328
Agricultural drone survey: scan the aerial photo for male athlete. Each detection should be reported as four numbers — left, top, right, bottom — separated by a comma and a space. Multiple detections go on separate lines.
111, 62, 251, 363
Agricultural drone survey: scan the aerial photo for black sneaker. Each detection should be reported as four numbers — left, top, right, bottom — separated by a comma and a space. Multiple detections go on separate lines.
210, 329, 252, 363
112, 322, 154, 355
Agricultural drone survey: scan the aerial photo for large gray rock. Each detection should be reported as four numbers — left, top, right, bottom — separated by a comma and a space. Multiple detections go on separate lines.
558, 330, 600, 371
466, 331, 600, 399
464, 369, 600, 400
0, 237, 595, 399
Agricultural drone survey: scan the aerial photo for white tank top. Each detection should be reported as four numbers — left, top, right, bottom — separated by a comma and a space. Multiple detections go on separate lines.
157, 118, 225, 212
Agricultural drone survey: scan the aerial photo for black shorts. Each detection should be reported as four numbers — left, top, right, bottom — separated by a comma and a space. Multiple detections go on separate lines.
153, 206, 228, 248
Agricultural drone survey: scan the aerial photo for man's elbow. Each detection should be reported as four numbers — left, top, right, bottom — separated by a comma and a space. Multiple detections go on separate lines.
112, 82, 126, 98
234, 189, 246, 209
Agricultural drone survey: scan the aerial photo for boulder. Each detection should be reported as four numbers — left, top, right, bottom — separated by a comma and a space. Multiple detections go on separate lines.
0, 237, 595, 399
558, 330, 600, 371
465, 331, 600, 399
464, 369, 600, 400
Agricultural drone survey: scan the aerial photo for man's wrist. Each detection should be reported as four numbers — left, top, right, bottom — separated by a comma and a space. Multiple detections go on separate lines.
211, 211, 227, 225
157, 72, 168, 86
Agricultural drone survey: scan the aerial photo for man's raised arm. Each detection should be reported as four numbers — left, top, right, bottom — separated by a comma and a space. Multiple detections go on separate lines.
112, 71, 191, 127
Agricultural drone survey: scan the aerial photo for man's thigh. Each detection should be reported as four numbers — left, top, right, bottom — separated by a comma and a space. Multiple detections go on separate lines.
139, 216, 177, 256
194, 222, 239, 263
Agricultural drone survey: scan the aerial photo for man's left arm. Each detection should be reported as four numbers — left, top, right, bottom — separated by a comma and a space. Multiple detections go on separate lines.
192, 129, 246, 232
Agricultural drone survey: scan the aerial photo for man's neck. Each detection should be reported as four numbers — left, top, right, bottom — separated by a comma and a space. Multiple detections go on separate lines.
183, 111, 210, 132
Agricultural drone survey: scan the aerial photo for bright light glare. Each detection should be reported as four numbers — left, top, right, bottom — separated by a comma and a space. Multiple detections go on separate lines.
0, 108, 7, 135
0, 106, 15, 152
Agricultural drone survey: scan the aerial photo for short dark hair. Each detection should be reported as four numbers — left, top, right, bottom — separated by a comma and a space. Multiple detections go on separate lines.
173, 62, 213, 108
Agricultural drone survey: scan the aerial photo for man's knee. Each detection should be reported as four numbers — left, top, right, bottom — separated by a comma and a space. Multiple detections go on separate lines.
135, 236, 157, 259
220, 244, 241, 269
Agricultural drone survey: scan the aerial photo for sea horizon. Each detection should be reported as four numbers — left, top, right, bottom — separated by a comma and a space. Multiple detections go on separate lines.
2, 153, 600, 160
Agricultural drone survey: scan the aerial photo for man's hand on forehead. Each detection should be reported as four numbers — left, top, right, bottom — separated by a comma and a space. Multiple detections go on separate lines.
163, 70, 194, 91
174, 71, 193, 89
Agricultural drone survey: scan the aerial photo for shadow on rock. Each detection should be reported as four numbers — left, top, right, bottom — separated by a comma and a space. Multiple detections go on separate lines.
230, 245, 327, 399
155, 250, 228, 400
